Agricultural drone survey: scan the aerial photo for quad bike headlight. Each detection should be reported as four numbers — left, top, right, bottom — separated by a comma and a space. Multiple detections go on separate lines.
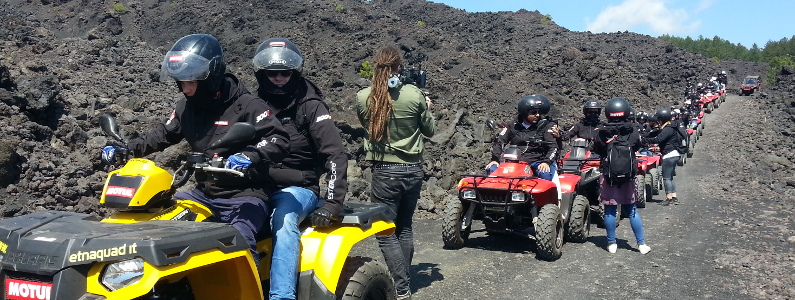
511, 192, 525, 202
461, 189, 476, 199
101, 258, 144, 291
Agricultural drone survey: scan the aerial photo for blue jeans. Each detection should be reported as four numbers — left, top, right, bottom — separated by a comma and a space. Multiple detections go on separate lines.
530, 161, 557, 181
371, 163, 423, 296
604, 203, 645, 245
662, 156, 679, 194
269, 187, 319, 300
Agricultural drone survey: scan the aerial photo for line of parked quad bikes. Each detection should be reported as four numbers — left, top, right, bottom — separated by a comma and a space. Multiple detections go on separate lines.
441, 73, 741, 262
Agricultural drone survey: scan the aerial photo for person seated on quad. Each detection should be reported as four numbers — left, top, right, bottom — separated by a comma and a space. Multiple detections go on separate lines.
102, 34, 290, 264
565, 99, 603, 142
252, 38, 348, 300
592, 97, 650, 254
486, 94, 558, 181
635, 112, 654, 157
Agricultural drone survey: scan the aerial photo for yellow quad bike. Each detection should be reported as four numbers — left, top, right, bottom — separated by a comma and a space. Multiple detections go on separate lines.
0, 115, 397, 300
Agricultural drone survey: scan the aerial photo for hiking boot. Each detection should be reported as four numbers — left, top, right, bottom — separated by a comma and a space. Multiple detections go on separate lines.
638, 244, 651, 254
608, 244, 617, 253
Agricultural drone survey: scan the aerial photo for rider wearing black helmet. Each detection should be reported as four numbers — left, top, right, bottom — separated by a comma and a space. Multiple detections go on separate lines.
592, 97, 649, 254
252, 38, 349, 299
643, 108, 681, 205
104, 34, 290, 264
487, 94, 558, 181
565, 99, 603, 141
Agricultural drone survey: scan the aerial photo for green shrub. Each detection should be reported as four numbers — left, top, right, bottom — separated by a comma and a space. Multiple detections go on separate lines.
335, 4, 344, 12
112, 2, 128, 14
711, 57, 721, 63
541, 14, 552, 25
417, 21, 425, 26
766, 54, 795, 85
358, 61, 373, 79
170, 1, 177, 7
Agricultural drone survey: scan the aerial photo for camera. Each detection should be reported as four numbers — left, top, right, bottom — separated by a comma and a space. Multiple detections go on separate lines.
388, 65, 427, 89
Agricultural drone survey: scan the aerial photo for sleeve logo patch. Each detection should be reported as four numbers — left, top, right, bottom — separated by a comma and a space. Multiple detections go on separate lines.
214, 121, 229, 126
316, 114, 331, 122
256, 110, 271, 123
166, 110, 176, 126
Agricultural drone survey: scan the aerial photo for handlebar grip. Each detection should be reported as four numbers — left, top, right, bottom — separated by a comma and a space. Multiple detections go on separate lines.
202, 166, 245, 177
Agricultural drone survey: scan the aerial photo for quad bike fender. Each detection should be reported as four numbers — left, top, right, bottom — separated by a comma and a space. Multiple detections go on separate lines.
556, 174, 579, 194
297, 220, 395, 295
85, 248, 262, 300
530, 180, 559, 207
102, 200, 214, 223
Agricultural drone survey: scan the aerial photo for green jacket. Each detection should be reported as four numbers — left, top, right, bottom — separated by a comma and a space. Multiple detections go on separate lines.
356, 84, 435, 164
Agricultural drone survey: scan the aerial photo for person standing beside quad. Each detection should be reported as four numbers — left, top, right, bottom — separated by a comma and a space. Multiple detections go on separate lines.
592, 97, 650, 254
486, 94, 559, 181
251, 38, 349, 300
101, 34, 290, 264
356, 44, 435, 300
643, 108, 681, 205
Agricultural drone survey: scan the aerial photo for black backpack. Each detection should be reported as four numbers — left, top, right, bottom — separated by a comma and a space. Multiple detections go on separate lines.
603, 129, 637, 186
673, 125, 689, 155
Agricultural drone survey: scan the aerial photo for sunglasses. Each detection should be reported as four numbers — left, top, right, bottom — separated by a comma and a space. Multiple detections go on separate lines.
264, 70, 293, 78
526, 110, 541, 115
585, 111, 600, 115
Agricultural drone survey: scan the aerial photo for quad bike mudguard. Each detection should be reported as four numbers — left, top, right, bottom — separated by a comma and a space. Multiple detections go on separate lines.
255, 201, 395, 300
0, 210, 262, 300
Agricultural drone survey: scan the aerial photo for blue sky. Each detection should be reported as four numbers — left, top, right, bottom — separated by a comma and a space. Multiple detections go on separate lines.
431, 0, 794, 49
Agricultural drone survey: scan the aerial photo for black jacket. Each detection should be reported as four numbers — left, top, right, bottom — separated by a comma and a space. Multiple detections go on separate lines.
261, 79, 348, 216
592, 122, 642, 157
128, 74, 290, 200
565, 119, 602, 141
491, 119, 558, 165
642, 122, 679, 155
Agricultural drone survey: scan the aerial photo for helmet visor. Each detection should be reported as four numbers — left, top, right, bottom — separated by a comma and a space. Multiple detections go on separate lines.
252, 47, 303, 71
159, 51, 212, 82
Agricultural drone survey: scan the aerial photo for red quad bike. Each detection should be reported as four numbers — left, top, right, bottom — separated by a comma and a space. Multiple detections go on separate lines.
441, 120, 590, 261
635, 152, 661, 208
699, 92, 717, 113
647, 145, 664, 194
559, 138, 604, 225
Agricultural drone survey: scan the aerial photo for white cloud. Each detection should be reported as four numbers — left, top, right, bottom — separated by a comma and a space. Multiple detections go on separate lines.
585, 0, 702, 35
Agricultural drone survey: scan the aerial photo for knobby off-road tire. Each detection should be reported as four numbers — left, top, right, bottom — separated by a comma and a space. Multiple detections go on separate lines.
566, 195, 591, 243
337, 256, 396, 300
649, 167, 659, 195
442, 199, 470, 249
643, 172, 653, 203
635, 175, 646, 208
536, 204, 564, 261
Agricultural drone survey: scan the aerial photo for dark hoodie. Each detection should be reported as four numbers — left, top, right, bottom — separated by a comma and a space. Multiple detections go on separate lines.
259, 78, 349, 216
128, 74, 290, 200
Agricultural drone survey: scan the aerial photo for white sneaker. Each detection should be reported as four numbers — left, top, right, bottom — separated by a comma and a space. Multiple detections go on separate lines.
608, 244, 617, 253
638, 244, 651, 254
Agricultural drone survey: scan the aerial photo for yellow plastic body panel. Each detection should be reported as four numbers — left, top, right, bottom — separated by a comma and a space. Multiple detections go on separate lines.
296, 220, 395, 293
84, 248, 262, 300
100, 158, 173, 208
101, 200, 213, 224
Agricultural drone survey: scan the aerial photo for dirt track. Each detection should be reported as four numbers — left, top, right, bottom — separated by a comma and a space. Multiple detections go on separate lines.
353, 94, 770, 299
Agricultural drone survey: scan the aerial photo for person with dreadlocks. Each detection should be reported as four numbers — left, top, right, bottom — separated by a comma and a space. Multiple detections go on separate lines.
356, 44, 435, 300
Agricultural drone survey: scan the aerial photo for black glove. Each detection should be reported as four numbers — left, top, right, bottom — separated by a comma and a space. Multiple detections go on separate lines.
308, 207, 336, 228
